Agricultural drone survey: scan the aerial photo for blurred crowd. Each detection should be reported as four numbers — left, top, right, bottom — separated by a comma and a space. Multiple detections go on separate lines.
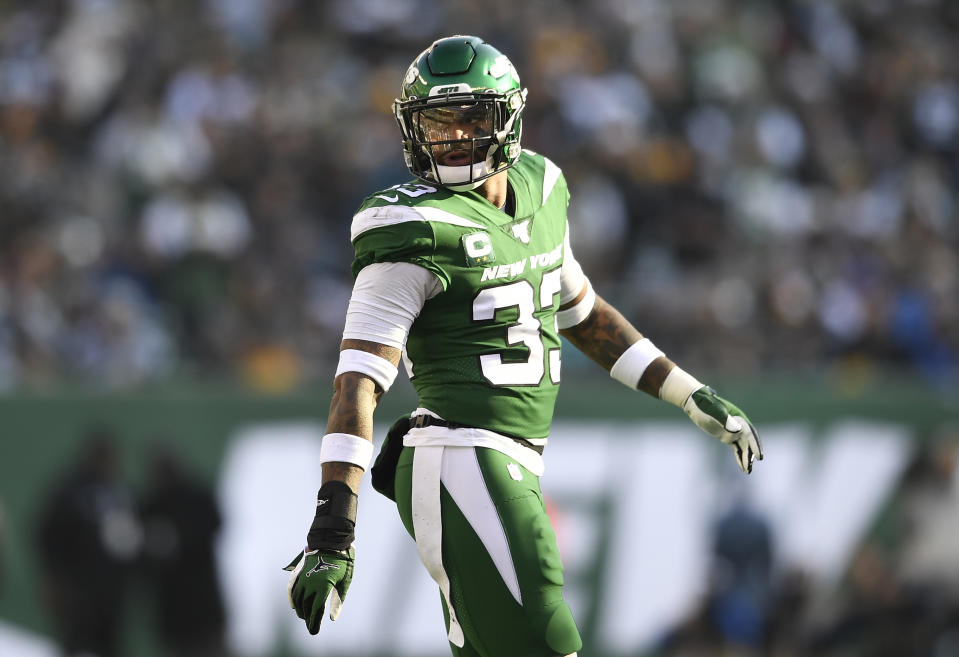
0, 0, 957, 390
657, 422, 959, 657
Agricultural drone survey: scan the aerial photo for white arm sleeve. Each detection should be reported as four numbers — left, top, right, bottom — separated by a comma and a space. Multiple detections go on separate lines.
341, 261, 443, 349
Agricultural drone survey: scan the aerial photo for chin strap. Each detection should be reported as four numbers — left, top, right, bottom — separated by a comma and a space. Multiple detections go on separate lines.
435, 160, 493, 190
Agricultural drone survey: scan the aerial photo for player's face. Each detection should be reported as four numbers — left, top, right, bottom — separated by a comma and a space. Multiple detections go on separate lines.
416, 103, 494, 166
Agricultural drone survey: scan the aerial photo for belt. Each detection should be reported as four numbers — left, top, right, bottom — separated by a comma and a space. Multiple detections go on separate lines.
409, 415, 545, 455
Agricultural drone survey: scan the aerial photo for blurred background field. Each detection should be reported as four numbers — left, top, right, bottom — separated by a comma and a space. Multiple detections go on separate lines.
0, 0, 957, 656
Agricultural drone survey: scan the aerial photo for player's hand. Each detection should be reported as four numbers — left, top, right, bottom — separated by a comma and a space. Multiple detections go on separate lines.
683, 386, 763, 474
284, 547, 355, 634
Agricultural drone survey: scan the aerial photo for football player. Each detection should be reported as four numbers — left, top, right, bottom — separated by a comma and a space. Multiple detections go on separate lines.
286, 35, 763, 657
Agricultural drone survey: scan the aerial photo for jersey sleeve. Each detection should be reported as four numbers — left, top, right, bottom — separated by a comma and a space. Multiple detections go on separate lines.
560, 226, 587, 305
349, 204, 451, 289
342, 262, 442, 349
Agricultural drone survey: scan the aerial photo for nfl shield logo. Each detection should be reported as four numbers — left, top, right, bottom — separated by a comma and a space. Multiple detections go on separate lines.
510, 220, 531, 244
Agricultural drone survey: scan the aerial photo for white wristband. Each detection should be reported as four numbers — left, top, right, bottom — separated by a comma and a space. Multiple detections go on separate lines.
659, 367, 703, 408
336, 349, 399, 392
609, 338, 665, 389
319, 433, 374, 470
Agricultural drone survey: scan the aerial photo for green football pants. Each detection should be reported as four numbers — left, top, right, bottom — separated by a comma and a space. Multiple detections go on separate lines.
394, 444, 582, 657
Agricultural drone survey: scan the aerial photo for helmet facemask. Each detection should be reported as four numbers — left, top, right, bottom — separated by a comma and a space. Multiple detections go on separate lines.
394, 88, 527, 191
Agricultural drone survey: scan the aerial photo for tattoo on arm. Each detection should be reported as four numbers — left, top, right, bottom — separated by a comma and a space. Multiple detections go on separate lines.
326, 372, 377, 437
322, 340, 403, 492
559, 293, 676, 398
560, 294, 642, 369
322, 372, 377, 493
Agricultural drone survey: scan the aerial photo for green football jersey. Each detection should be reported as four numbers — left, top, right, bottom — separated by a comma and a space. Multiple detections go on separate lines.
351, 151, 570, 440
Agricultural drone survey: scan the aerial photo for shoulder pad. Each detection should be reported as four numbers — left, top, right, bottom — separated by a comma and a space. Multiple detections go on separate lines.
357, 181, 449, 211
351, 204, 485, 242
515, 150, 566, 209
540, 155, 564, 207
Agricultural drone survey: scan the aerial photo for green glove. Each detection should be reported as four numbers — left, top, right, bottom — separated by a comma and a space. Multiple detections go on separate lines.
684, 386, 764, 474
286, 480, 359, 635
284, 547, 355, 635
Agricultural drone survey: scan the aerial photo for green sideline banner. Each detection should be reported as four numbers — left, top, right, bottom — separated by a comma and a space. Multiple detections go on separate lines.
0, 374, 955, 656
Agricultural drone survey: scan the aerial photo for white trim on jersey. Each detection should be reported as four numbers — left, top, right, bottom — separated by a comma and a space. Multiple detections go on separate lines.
341, 262, 441, 349
542, 156, 562, 206
401, 347, 415, 380
556, 226, 594, 328
556, 279, 596, 330
351, 204, 485, 242
559, 227, 586, 305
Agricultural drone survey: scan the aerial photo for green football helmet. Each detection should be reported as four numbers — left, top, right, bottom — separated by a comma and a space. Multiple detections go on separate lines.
393, 35, 528, 192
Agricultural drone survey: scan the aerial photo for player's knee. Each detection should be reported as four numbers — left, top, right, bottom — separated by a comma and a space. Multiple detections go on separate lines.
529, 602, 582, 656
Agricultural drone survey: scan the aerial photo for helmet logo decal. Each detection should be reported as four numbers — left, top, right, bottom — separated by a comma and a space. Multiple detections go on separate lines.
404, 66, 419, 86
428, 83, 472, 96
489, 55, 519, 84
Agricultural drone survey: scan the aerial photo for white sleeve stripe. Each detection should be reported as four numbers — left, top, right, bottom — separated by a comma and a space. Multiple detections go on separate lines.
351, 204, 484, 241
559, 227, 586, 305
610, 338, 666, 390
335, 349, 399, 392
556, 279, 596, 329
542, 157, 562, 206
414, 205, 486, 230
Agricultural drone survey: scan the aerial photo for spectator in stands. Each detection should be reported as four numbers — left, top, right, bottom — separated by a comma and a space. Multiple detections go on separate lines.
0, 0, 956, 389
34, 426, 141, 657
139, 444, 230, 657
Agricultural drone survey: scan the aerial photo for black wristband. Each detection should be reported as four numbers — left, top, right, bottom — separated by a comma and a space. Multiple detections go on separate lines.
307, 481, 358, 551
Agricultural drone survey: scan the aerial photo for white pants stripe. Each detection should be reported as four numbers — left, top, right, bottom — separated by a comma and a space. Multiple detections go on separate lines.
411, 445, 465, 647
440, 447, 523, 605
